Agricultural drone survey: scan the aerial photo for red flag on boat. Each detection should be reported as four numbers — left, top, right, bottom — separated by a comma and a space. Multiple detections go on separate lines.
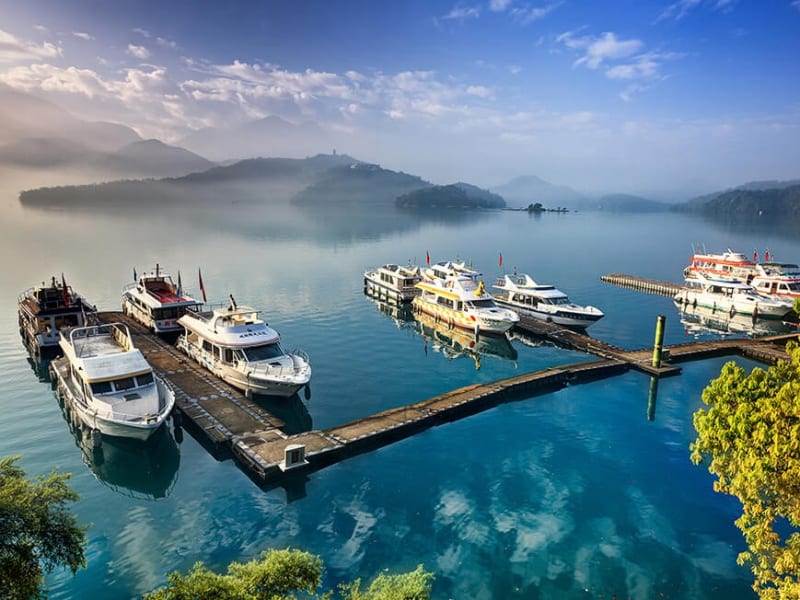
753, 249, 758, 263
426, 251, 430, 266
61, 273, 70, 306
498, 253, 503, 267
765, 249, 770, 262
198, 268, 207, 302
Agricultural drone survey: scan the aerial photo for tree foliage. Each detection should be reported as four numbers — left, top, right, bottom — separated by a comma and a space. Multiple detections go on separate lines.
145, 548, 433, 600
0, 456, 87, 599
691, 341, 800, 599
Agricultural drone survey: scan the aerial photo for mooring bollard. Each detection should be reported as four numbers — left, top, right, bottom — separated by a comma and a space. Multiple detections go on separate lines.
652, 314, 666, 368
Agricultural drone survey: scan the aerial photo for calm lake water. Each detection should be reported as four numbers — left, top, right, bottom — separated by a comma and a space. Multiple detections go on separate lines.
2, 169, 798, 599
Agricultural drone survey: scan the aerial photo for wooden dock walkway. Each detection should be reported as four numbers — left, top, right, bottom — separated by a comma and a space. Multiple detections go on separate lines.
601, 273, 682, 297
54, 309, 797, 487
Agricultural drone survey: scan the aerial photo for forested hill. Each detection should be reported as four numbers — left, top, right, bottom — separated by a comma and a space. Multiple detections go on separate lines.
680, 184, 800, 222
396, 183, 505, 209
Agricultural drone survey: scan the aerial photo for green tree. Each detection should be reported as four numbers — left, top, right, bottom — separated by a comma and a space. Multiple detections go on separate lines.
691, 341, 800, 600
0, 456, 87, 599
145, 549, 433, 600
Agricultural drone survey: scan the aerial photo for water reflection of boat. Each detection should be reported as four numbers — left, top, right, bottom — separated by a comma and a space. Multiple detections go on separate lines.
675, 301, 797, 337
415, 311, 517, 368
364, 291, 416, 330
60, 397, 180, 499
253, 393, 312, 435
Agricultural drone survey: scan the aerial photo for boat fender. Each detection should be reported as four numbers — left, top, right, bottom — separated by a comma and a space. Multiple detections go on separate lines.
304, 384, 311, 401
91, 428, 102, 449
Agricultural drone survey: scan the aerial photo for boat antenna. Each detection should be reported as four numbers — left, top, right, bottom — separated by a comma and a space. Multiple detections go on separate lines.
229, 294, 237, 310
156, 263, 160, 277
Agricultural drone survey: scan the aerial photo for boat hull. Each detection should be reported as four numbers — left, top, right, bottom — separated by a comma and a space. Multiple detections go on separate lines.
675, 290, 791, 320
363, 274, 420, 303
494, 298, 603, 329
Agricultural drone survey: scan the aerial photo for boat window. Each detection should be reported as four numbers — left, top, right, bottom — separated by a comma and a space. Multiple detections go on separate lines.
162, 307, 177, 319
242, 343, 285, 362
136, 372, 154, 386
54, 315, 80, 329
202, 340, 213, 352
788, 282, 800, 292
90, 381, 113, 394
552, 297, 571, 305
436, 296, 454, 308
470, 299, 496, 309
224, 348, 234, 363
113, 377, 136, 391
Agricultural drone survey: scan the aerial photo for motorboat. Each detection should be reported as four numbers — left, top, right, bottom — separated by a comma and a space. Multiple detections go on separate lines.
53, 323, 175, 440
492, 273, 604, 329
18, 275, 95, 356
423, 260, 481, 282
122, 265, 203, 334
412, 275, 519, 335
749, 262, 800, 300
176, 296, 311, 398
674, 274, 794, 320
683, 248, 758, 283
363, 263, 423, 303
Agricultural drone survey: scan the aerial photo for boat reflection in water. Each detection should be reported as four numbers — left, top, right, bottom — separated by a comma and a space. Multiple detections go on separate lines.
364, 289, 416, 331
254, 393, 312, 435
675, 301, 797, 339
59, 396, 181, 500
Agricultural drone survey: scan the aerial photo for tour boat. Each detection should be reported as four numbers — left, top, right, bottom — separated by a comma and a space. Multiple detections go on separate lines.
53, 323, 175, 440
363, 263, 423, 303
683, 248, 758, 283
18, 275, 96, 356
749, 263, 800, 300
176, 297, 311, 398
423, 260, 481, 282
122, 265, 202, 334
492, 274, 604, 329
412, 275, 519, 335
674, 274, 794, 320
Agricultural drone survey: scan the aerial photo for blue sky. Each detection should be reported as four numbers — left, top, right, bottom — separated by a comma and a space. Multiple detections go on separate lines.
0, 0, 798, 195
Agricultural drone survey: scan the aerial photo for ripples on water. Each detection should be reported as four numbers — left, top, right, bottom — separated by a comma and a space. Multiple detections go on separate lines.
3, 199, 794, 598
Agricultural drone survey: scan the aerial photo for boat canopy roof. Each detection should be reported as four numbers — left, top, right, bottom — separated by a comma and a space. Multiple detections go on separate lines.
416, 275, 491, 300
494, 274, 566, 297
62, 324, 152, 383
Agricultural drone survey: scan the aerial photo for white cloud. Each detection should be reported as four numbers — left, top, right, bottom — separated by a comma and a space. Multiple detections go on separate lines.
442, 5, 481, 20
132, 28, 151, 38
0, 63, 107, 98
156, 37, 178, 49
510, 2, 561, 24
0, 29, 61, 63
72, 32, 93, 41
572, 32, 644, 70
792, 0, 800, 10
33, 25, 49, 33
126, 44, 150, 60
489, 0, 513, 11
657, 0, 701, 21
466, 84, 492, 98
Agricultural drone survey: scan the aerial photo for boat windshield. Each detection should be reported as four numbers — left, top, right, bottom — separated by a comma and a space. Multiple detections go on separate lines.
242, 343, 285, 362
468, 299, 496, 309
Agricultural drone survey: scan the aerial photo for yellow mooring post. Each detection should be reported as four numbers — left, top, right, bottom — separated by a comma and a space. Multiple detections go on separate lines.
652, 314, 666, 368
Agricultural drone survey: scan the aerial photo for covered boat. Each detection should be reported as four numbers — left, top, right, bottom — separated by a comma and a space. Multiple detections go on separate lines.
683, 248, 758, 283
18, 275, 95, 356
674, 274, 793, 320
122, 265, 202, 334
412, 275, 519, 335
363, 263, 423, 303
749, 262, 800, 300
492, 273, 604, 329
53, 323, 175, 440
176, 297, 311, 398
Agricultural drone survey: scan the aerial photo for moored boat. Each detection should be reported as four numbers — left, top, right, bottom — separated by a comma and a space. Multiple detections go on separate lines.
674, 274, 793, 320
176, 296, 311, 398
683, 248, 758, 283
52, 323, 175, 440
18, 275, 95, 356
423, 260, 481, 282
412, 275, 519, 335
749, 262, 800, 300
492, 273, 604, 329
363, 263, 423, 303
122, 265, 202, 334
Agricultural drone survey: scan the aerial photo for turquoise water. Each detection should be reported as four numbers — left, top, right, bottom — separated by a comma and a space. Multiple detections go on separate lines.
2, 174, 799, 599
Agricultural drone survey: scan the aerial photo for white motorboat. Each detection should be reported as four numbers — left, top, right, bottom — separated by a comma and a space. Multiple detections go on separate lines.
53, 323, 175, 440
363, 263, 423, 303
492, 274, 604, 329
122, 265, 202, 334
176, 296, 311, 398
674, 274, 794, 320
749, 262, 800, 300
18, 275, 96, 356
423, 260, 481, 282
412, 275, 519, 335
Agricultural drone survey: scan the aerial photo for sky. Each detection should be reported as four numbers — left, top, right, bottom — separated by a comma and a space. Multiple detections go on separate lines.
0, 0, 799, 196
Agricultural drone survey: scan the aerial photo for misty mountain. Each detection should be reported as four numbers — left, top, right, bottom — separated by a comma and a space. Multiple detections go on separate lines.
396, 182, 505, 209
685, 178, 800, 209
92, 139, 214, 178
491, 175, 586, 209
591, 193, 668, 212
0, 86, 140, 152
178, 152, 358, 184
291, 162, 430, 205
179, 115, 336, 162
679, 184, 800, 223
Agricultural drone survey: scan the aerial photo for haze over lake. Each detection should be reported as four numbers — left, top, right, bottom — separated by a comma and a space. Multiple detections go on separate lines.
3, 168, 800, 597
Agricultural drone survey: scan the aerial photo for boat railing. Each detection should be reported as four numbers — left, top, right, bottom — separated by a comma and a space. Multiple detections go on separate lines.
68, 322, 135, 355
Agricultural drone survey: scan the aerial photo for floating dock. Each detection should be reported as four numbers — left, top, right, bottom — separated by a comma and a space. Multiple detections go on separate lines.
601, 273, 682, 297
46, 309, 798, 488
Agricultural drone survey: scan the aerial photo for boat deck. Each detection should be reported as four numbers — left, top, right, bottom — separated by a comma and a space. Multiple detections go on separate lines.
73, 307, 799, 489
